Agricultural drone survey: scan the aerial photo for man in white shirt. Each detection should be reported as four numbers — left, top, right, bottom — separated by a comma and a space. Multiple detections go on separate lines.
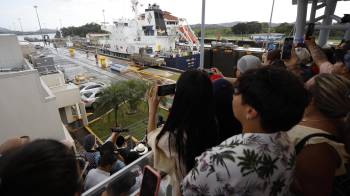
84, 151, 116, 190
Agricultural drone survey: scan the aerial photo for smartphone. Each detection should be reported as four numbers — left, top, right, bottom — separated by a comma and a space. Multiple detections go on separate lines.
281, 37, 294, 60
139, 165, 161, 196
157, 84, 176, 96
305, 23, 315, 40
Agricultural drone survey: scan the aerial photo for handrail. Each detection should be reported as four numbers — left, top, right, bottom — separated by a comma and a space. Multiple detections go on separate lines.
82, 151, 153, 196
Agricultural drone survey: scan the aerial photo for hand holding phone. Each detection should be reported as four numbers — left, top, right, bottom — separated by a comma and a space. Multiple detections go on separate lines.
157, 84, 176, 96
140, 165, 161, 196
305, 23, 315, 40
281, 37, 294, 60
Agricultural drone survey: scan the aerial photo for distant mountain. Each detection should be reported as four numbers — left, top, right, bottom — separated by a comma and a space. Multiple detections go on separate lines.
0, 26, 56, 35
191, 21, 281, 29
35, 28, 56, 34
0, 27, 11, 33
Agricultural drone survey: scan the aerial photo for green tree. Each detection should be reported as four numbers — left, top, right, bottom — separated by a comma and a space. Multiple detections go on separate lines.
54, 30, 61, 38
96, 82, 128, 126
231, 23, 248, 34
124, 80, 148, 113
60, 23, 108, 37
274, 23, 294, 35
231, 22, 263, 34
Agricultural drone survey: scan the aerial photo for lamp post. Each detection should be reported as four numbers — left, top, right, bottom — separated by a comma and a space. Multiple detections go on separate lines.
266, 0, 275, 49
199, 0, 206, 69
102, 9, 106, 26
33, 5, 43, 38
18, 18, 24, 33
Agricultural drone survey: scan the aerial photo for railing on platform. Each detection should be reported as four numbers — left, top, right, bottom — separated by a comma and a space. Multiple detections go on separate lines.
82, 151, 153, 196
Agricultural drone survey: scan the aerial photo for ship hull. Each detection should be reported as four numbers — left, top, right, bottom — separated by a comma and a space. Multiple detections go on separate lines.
163, 53, 200, 71
98, 49, 200, 71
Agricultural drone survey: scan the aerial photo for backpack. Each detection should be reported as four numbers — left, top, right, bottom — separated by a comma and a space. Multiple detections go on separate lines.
295, 133, 350, 196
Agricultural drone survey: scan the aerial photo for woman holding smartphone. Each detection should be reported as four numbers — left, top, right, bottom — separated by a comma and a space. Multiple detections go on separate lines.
147, 70, 219, 196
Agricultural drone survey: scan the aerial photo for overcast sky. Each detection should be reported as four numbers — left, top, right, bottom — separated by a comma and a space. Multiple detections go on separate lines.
1, 0, 350, 31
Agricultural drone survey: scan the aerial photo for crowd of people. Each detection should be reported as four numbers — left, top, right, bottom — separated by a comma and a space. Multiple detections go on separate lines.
0, 37, 349, 196
146, 37, 350, 196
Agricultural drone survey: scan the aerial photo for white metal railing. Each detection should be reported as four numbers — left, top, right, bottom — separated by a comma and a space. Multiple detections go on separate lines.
82, 151, 153, 196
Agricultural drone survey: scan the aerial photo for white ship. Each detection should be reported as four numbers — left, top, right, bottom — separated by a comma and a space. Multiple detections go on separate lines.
100, 0, 201, 70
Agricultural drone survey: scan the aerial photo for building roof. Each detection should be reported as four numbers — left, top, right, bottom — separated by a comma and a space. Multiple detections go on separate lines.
163, 11, 178, 21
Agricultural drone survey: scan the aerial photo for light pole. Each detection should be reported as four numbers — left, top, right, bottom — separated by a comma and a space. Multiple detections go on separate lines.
33, 5, 43, 37
102, 9, 106, 26
266, 0, 275, 49
199, 0, 206, 69
18, 18, 24, 33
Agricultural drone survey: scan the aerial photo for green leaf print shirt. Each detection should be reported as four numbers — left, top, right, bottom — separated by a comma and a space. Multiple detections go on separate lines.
181, 132, 295, 196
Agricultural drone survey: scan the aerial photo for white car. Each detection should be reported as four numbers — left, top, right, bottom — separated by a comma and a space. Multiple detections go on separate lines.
81, 90, 103, 108
79, 82, 106, 94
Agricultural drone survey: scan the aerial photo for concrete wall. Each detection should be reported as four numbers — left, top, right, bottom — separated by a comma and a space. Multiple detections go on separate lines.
0, 70, 66, 144
0, 34, 24, 69
50, 84, 80, 108
19, 41, 35, 59
41, 71, 65, 88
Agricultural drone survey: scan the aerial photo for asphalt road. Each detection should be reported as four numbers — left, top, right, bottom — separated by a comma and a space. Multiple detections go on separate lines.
44, 46, 141, 85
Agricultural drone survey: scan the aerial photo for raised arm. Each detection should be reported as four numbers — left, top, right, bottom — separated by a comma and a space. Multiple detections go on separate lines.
304, 38, 330, 67
147, 86, 160, 133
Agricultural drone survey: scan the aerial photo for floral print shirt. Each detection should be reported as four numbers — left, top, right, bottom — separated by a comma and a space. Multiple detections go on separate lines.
181, 132, 295, 196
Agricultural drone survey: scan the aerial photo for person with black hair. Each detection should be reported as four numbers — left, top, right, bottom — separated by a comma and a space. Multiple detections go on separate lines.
0, 139, 81, 196
182, 67, 309, 196
212, 78, 242, 142
147, 70, 219, 195
101, 168, 142, 196
98, 141, 126, 174
84, 150, 117, 191
114, 135, 140, 165
81, 134, 100, 171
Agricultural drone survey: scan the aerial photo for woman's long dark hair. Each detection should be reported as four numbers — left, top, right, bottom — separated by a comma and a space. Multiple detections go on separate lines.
156, 70, 219, 173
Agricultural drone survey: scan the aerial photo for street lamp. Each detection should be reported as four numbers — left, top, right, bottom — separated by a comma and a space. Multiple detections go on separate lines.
102, 9, 106, 26
199, 0, 206, 69
18, 18, 24, 33
33, 5, 43, 38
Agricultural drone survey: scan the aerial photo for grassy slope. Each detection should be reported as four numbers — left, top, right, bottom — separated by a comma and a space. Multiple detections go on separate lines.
89, 102, 168, 141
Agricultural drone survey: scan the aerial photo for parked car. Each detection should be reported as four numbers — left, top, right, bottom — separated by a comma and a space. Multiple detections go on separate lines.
81, 90, 103, 108
79, 82, 106, 94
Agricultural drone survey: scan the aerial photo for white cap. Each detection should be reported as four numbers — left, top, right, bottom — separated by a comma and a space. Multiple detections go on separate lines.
237, 55, 261, 74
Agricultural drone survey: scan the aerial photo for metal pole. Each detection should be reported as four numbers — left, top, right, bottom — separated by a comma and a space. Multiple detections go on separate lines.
294, 0, 308, 43
102, 9, 106, 26
199, 0, 206, 69
18, 18, 23, 33
33, 6, 43, 37
266, 0, 275, 48
318, 0, 337, 47
310, 0, 317, 23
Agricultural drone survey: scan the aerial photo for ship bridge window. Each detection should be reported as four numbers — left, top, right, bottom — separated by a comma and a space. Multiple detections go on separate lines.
142, 26, 154, 36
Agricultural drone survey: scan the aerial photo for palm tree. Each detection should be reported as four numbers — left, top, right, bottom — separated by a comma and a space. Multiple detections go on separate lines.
124, 80, 148, 114
96, 82, 128, 126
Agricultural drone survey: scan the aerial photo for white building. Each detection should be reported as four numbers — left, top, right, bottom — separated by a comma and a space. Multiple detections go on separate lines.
0, 34, 87, 145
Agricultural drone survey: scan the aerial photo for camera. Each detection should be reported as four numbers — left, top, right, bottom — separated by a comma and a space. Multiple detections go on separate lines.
110, 127, 129, 133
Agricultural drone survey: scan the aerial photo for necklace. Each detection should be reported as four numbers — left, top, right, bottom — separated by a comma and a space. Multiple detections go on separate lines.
301, 118, 325, 122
